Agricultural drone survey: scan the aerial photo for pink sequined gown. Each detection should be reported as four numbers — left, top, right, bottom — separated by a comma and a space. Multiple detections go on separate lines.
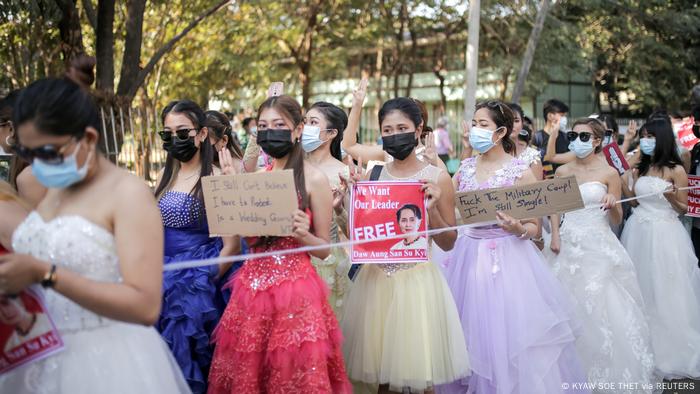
439, 157, 588, 394
208, 222, 352, 393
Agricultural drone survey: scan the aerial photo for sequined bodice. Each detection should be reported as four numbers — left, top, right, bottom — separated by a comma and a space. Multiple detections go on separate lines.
561, 182, 608, 233
12, 212, 120, 332
457, 157, 529, 192
158, 191, 205, 228
240, 236, 315, 293
631, 176, 678, 221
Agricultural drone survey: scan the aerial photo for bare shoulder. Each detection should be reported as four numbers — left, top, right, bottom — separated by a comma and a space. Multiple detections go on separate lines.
112, 169, 157, 206
555, 163, 573, 177
304, 162, 331, 188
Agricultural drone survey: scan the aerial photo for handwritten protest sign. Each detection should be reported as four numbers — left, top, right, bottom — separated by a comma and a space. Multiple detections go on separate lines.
455, 176, 584, 225
687, 175, 700, 218
602, 143, 630, 175
202, 170, 297, 236
0, 286, 64, 374
350, 181, 428, 264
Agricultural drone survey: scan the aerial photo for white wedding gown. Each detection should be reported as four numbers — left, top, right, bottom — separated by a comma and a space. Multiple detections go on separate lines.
548, 182, 656, 393
1, 212, 191, 393
621, 176, 700, 379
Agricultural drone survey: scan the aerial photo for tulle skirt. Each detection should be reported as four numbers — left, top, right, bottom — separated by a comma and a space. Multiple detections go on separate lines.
208, 243, 351, 394
439, 227, 588, 394
158, 239, 224, 394
621, 211, 700, 379
0, 322, 191, 393
341, 260, 471, 392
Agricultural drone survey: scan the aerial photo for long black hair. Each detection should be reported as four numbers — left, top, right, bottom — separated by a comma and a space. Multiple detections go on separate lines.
309, 101, 347, 161
636, 119, 682, 176
154, 100, 213, 202
205, 110, 244, 161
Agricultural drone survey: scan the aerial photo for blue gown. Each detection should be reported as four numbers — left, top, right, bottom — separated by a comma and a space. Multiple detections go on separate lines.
157, 190, 227, 394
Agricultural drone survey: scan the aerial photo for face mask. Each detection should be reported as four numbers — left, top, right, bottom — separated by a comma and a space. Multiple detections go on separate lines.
640, 138, 656, 155
469, 126, 498, 153
559, 116, 568, 131
32, 141, 92, 189
257, 129, 294, 158
250, 126, 257, 135
570, 138, 594, 158
301, 125, 325, 153
164, 136, 198, 162
382, 132, 417, 160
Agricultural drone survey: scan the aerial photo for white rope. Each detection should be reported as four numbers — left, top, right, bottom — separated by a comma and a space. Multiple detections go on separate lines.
163, 184, 700, 271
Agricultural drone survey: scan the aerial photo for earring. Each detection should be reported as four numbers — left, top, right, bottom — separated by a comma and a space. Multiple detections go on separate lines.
5, 135, 14, 147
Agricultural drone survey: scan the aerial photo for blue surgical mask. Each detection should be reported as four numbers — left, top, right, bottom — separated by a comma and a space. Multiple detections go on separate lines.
640, 138, 655, 155
301, 125, 324, 153
570, 138, 594, 158
469, 126, 498, 153
31, 142, 91, 189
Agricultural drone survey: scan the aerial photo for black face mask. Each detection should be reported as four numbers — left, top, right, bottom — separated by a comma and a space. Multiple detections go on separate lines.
257, 129, 294, 158
693, 124, 700, 139
164, 137, 198, 162
382, 132, 418, 161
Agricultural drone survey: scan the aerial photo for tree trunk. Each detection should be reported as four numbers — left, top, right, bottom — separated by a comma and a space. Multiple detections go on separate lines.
96, 0, 116, 92
125, 0, 229, 101
116, 0, 146, 100
55, 0, 85, 65
463, 0, 480, 122
511, 0, 552, 104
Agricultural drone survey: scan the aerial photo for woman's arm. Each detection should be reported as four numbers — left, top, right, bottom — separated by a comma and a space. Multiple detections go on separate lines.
543, 128, 575, 164
664, 166, 689, 214
604, 169, 623, 225
294, 166, 333, 259
423, 170, 457, 251
217, 236, 241, 277
0, 176, 166, 325
0, 199, 27, 251
341, 78, 385, 163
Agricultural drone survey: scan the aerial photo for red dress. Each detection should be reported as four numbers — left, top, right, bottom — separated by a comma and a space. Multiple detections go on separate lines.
208, 228, 351, 393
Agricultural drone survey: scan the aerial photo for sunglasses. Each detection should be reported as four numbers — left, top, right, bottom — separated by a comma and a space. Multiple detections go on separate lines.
158, 128, 198, 142
566, 131, 594, 142
517, 129, 531, 142
13, 138, 76, 164
604, 129, 614, 137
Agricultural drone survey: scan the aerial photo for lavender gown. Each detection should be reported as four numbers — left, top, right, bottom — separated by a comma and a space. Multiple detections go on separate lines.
439, 157, 588, 394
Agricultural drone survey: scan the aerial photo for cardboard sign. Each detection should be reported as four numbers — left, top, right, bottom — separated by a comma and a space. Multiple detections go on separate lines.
202, 170, 298, 236
678, 117, 698, 150
455, 176, 585, 224
0, 286, 64, 374
602, 143, 630, 175
687, 175, 700, 218
350, 181, 428, 264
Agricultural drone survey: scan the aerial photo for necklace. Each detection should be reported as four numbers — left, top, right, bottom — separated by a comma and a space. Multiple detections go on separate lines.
180, 168, 200, 180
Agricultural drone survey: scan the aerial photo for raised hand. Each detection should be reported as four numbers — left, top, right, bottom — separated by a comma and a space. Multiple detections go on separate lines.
625, 120, 638, 142
421, 179, 442, 210
352, 78, 368, 108
423, 131, 438, 166
461, 120, 472, 149
218, 148, 237, 175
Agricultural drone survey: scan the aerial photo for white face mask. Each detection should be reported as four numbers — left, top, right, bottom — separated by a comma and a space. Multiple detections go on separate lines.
301, 125, 326, 153
559, 116, 568, 131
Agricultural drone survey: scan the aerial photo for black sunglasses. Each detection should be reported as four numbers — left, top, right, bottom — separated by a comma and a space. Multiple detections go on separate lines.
517, 129, 531, 142
13, 138, 76, 164
566, 131, 594, 142
604, 129, 614, 137
158, 128, 198, 142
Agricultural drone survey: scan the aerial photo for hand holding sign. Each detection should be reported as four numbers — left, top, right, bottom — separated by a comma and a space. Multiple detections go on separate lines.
421, 180, 441, 210
0, 253, 43, 295
292, 209, 312, 241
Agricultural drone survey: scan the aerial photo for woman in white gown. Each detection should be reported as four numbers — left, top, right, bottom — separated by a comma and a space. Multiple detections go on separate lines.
621, 118, 700, 379
549, 118, 655, 392
0, 77, 190, 393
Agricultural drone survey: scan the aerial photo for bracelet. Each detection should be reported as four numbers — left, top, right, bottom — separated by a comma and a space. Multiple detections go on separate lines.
40, 264, 57, 288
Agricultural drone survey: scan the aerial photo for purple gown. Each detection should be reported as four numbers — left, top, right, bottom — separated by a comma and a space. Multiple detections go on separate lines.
439, 157, 588, 394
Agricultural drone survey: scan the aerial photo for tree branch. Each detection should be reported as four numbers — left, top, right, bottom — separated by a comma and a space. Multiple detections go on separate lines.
82, 0, 97, 31
126, 0, 231, 99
